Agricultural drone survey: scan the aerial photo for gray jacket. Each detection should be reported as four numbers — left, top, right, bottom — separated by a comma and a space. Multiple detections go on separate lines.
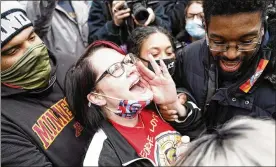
23, 0, 89, 58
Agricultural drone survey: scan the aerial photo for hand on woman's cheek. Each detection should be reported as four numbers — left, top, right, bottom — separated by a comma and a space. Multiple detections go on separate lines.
136, 54, 177, 104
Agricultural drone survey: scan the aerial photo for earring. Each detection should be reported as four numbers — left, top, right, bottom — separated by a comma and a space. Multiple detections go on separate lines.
88, 102, 92, 107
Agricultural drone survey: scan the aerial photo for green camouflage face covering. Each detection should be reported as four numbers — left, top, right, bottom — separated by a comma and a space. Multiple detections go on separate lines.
1, 43, 51, 89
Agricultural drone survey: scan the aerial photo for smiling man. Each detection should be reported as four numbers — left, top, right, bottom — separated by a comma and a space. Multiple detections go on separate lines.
173, 0, 276, 131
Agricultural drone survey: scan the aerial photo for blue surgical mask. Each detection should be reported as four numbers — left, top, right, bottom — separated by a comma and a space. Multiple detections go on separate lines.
185, 18, 206, 39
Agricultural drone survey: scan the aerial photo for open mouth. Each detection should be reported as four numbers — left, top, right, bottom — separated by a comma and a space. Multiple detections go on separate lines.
129, 78, 147, 93
129, 78, 140, 89
219, 60, 242, 72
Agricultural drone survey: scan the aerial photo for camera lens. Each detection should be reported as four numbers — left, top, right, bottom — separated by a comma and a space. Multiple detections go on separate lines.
132, 3, 149, 24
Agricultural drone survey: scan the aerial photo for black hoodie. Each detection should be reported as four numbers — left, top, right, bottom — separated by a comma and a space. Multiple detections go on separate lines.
1, 54, 92, 166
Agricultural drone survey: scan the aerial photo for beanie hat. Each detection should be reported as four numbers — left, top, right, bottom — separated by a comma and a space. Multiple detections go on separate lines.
1, 1, 33, 47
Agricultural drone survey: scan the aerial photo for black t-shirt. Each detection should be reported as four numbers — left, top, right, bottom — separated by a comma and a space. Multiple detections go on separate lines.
1, 82, 92, 166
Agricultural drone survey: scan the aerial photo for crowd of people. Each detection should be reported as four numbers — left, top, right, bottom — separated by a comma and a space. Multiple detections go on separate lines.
1, 0, 276, 166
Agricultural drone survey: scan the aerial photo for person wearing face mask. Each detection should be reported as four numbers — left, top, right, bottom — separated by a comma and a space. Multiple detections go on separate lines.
126, 26, 203, 139
127, 26, 177, 76
64, 40, 200, 166
163, 0, 276, 136
176, 0, 205, 45
1, 1, 92, 166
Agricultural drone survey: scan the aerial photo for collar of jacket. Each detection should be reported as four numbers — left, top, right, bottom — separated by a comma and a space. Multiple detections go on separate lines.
56, 1, 89, 25
1, 51, 58, 97
100, 120, 154, 166
238, 47, 272, 93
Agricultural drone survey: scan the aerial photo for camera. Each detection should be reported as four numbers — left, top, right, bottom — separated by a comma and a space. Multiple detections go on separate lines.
122, 0, 149, 25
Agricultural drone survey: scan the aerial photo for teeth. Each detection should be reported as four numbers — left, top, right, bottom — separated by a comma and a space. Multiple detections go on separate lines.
222, 60, 240, 66
130, 79, 140, 89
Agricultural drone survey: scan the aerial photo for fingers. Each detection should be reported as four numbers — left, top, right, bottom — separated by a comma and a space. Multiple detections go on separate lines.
159, 59, 171, 78
159, 105, 178, 121
136, 60, 156, 80
114, 8, 130, 19
116, 13, 130, 20
137, 67, 153, 82
159, 109, 178, 121
112, 1, 130, 26
148, 53, 162, 76
112, 1, 125, 13
139, 76, 151, 89
113, 7, 130, 26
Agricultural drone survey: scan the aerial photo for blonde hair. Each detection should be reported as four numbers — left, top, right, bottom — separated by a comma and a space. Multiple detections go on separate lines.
176, 116, 275, 166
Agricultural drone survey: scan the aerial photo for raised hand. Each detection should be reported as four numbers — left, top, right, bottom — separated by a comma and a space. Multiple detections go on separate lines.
112, 1, 131, 26
136, 53, 177, 105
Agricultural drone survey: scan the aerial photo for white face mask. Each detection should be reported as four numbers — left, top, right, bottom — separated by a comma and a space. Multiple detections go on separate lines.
185, 18, 206, 39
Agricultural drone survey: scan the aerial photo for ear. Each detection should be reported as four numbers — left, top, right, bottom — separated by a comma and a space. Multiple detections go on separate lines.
87, 93, 106, 107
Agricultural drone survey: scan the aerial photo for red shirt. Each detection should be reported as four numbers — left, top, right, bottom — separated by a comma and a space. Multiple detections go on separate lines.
110, 109, 182, 166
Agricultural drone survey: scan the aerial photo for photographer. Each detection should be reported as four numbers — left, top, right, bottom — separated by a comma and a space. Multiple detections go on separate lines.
88, 0, 171, 46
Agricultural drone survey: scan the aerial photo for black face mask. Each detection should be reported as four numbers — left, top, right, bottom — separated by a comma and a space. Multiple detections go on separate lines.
216, 45, 261, 83
140, 57, 176, 76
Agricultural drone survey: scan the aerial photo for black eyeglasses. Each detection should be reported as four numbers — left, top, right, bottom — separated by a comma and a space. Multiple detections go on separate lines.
207, 28, 263, 52
186, 12, 204, 20
93, 53, 138, 87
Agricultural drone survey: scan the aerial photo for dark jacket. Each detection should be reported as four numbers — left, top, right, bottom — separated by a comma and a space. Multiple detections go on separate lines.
161, 0, 188, 37
1, 55, 92, 166
83, 120, 154, 167
174, 38, 276, 131
88, 0, 171, 45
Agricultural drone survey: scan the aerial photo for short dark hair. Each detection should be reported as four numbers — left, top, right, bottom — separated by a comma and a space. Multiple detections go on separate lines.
126, 26, 175, 58
203, 0, 267, 27
64, 40, 126, 132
